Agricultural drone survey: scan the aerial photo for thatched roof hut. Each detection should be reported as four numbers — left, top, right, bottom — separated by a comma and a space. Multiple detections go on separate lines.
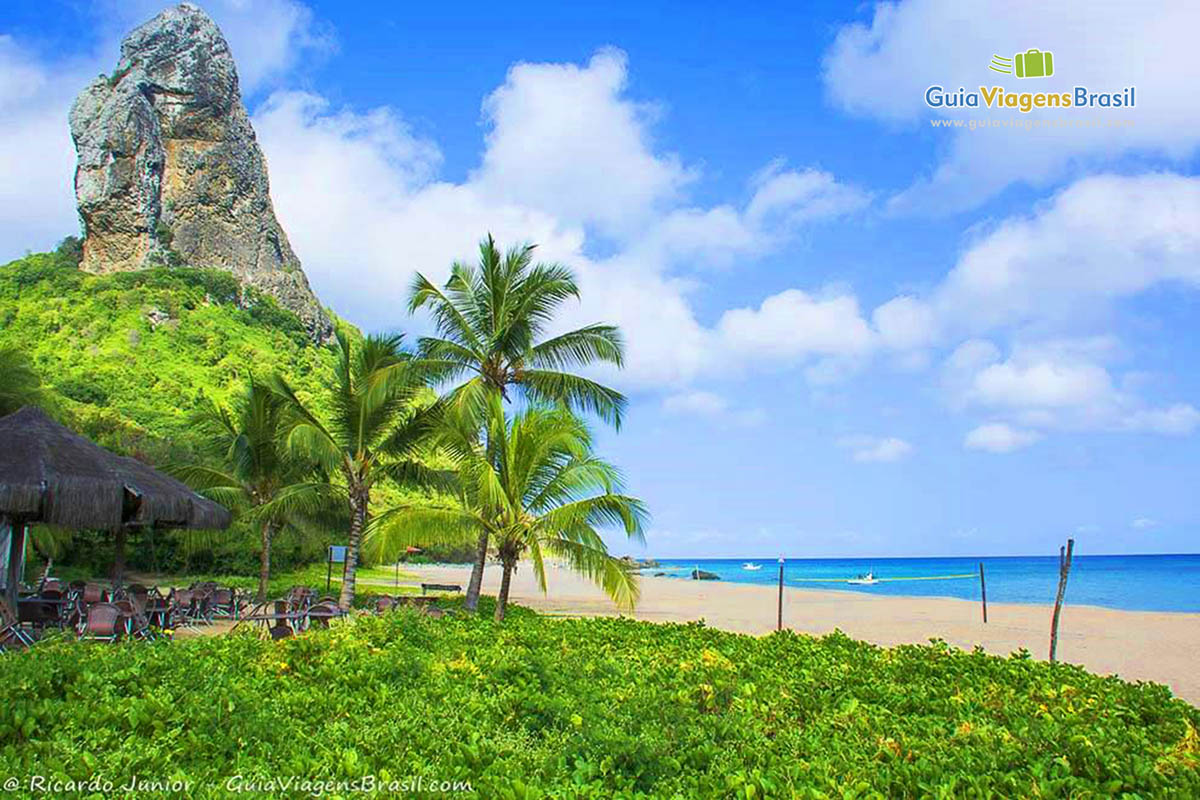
0, 407, 231, 602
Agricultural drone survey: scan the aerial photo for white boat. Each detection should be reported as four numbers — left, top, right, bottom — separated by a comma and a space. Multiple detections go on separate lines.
847, 571, 880, 585
741, 562, 762, 571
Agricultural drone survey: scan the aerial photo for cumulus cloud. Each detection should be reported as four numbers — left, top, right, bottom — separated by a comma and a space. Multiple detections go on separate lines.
942, 337, 1199, 438
0, 37, 84, 259
662, 391, 728, 416
96, 0, 335, 94
838, 435, 913, 463
471, 49, 692, 239
717, 290, 875, 363
934, 174, 1200, 332
254, 48, 872, 389
823, 0, 1200, 212
964, 423, 1040, 453
661, 391, 765, 427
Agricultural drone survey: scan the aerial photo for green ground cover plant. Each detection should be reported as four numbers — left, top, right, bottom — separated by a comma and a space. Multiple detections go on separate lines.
1, 607, 1196, 798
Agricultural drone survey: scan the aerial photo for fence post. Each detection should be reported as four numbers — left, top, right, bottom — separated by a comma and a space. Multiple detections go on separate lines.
1049, 538, 1075, 662
777, 557, 785, 632
979, 562, 988, 623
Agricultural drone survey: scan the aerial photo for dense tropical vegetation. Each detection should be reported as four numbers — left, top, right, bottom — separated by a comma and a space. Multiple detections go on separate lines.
2, 607, 1198, 798
4, 237, 1198, 796
0, 246, 333, 457
267, 329, 454, 608
409, 234, 628, 609
0, 247, 344, 575
172, 381, 326, 601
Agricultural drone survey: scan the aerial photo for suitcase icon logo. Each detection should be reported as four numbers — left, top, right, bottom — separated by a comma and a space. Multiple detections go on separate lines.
989, 49, 1054, 79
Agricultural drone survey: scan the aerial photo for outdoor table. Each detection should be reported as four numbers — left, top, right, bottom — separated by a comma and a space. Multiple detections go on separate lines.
236, 602, 305, 635
18, 595, 69, 628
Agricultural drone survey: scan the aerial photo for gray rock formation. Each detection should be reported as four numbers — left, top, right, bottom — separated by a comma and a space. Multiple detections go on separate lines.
70, 3, 332, 339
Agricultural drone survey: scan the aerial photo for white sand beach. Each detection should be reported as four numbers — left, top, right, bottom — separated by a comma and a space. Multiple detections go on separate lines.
386, 562, 1200, 705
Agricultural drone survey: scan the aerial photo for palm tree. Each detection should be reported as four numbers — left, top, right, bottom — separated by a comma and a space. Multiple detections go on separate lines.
409, 233, 628, 610
269, 328, 449, 609
0, 347, 48, 416
368, 394, 647, 621
173, 379, 324, 602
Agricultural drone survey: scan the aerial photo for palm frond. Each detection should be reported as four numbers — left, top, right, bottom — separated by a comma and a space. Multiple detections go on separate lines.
518, 369, 627, 429
529, 324, 625, 371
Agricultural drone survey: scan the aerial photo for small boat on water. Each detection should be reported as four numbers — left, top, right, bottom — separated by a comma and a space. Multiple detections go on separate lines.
741, 562, 762, 571
847, 571, 880, 586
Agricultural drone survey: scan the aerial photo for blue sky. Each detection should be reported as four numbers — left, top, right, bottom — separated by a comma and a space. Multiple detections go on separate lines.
3, 1, 1199, 558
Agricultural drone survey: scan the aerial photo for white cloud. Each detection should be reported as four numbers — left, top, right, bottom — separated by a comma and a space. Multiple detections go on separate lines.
1121, 404, 1200, 436
661, 390, 765, 427
943, 337, 1198, 438
1131, 517, 1158, 530
717, 290, 875, 363
471, 49, 692, 239
823, 0, 1200, 212
933, 174, 1200, 332
662, 391, 728, 416
96, 0, 335, 94
970, 359, 1113, 410
964, 423, 1040, 453
838, 435, 913, 463
0, 38, 89, 258
745, 160, 872, 228
255, 49, 872, 390
872, 294, 937, 350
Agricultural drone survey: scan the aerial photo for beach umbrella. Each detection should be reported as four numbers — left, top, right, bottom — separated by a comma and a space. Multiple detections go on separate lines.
0, 407, 231, 605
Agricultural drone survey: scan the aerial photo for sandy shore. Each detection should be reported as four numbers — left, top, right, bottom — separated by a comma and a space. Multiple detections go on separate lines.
385, 562, 1200, 705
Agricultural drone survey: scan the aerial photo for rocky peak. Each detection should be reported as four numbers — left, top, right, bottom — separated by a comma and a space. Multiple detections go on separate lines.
70, 3, 332, 340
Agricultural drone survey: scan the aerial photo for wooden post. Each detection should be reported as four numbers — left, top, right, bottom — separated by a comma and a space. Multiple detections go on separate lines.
776, 557, 785, 632
112, 527, 127, 584
4, 520, 26, 610
1048, 538, 1074, 662
978, 562, 988, 623
395, 559, 400, 588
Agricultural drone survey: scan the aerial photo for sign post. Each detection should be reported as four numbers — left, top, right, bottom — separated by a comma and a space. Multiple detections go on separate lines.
777, 557, 785, 632
327, 545, 348, 594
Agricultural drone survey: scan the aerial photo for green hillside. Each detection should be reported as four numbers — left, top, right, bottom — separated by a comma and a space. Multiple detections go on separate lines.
0, 246, 337, 462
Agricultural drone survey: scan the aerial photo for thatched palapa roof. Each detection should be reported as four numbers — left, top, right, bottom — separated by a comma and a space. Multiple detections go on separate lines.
0, 407, 230, 530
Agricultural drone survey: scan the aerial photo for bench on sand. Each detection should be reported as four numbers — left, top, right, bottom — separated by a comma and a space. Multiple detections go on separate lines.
420, 583, 462, 595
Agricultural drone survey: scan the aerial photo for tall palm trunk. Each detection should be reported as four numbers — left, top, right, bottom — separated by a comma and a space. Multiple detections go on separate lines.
257, 521, 275, 602
339, 487, 368, 609
495, 554, 516, 622
464, 531, 489, 611
112, 527, 127, 583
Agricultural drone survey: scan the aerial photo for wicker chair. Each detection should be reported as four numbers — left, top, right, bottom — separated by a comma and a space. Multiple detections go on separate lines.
144, 590, 171, 629
78, 602, 123, 643
0, 597, 35, 651
305, 601, 346, 629
169, 588, 196, 628
113, 599, 155, 640
285, 586, 315, 613
82, 583, 108, 605
373, 595, 399, 614
210, 587, 240, 620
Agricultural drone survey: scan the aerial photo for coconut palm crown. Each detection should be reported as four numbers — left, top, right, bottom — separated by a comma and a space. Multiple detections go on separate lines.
368, 394, 647, 621
408, 234, 629, 609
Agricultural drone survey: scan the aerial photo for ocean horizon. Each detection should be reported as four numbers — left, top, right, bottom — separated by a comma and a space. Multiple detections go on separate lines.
647, 554, 1200, 613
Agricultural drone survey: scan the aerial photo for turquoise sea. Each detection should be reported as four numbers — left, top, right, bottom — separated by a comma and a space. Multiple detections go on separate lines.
651, 554, 1200, 613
